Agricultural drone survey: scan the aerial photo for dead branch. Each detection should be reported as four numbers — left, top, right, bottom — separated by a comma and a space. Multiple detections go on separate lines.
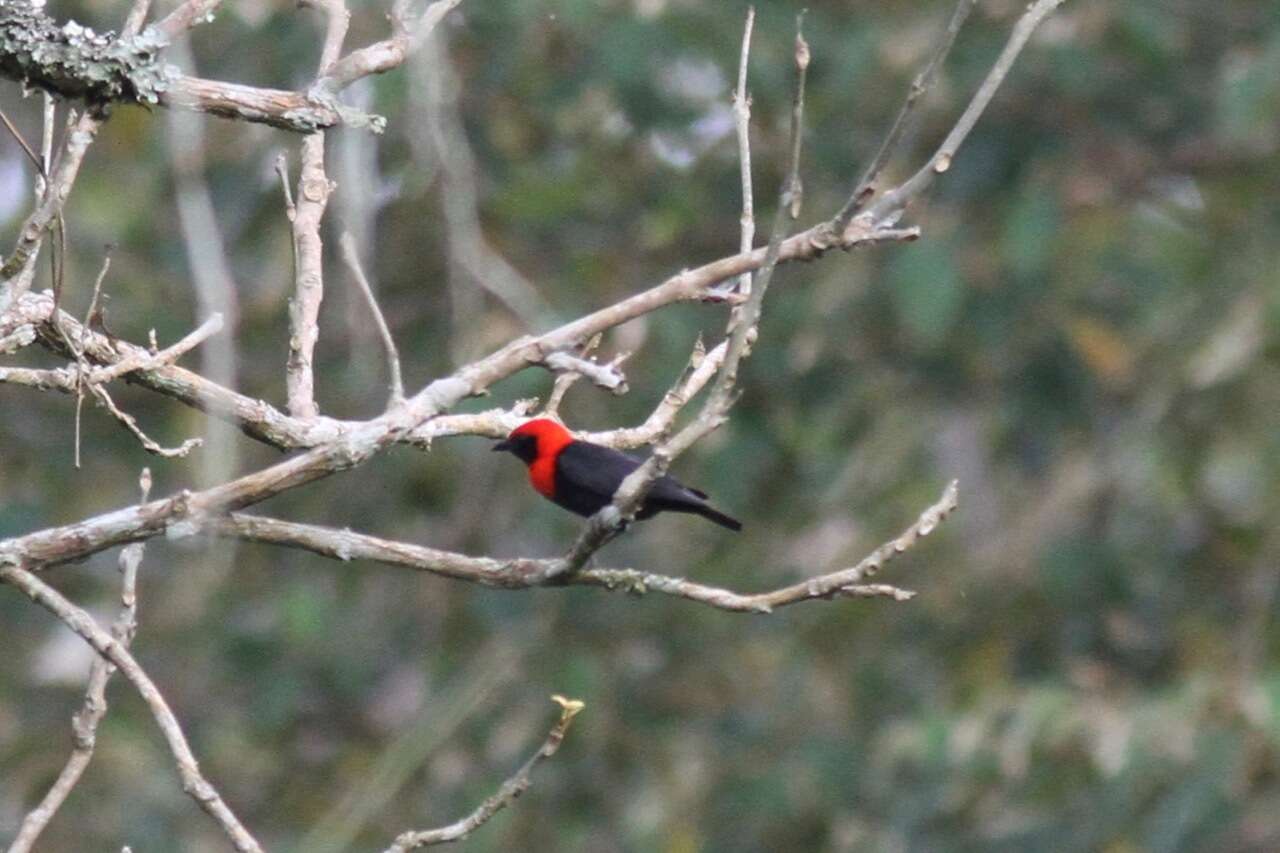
384, 696, 583, 851
196, 480, 957, 613
862, 0, 1067, 223
7, 470, 151, 853
0, 562, 263, 853
543, 350, 629, 395
837, 0, 976, 226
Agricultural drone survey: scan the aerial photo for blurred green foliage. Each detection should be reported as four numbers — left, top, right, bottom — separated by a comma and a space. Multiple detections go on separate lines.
3, 0, 1280, 850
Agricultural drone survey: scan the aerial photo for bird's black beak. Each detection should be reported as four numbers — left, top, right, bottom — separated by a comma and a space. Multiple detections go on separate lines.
492, 439, 511, 453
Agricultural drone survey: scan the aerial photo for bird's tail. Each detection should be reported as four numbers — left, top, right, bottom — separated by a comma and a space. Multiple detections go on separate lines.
696, 504, 743, 532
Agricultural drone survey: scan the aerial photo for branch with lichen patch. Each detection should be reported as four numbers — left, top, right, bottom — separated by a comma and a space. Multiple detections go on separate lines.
0, 6, 170, 106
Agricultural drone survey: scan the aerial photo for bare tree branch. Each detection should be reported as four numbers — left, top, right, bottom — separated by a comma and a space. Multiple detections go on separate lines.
0, 3, 387, 133
1, 208, 913, 448
8, 470, 151, 853
384, 695, 584, 851
0, 563, 263, 853
836, 0, 976, 228
0, 313, 222, 391
284, 135, 334, 419
0, 0, 1073, 843
324, 0, 464, 91
543, 350, 629, 395
584, 338, 727, 448
93, 313, 224, 384
199, 480, 957, 612
583, 481, 958, 613
0, 0, 1060, 580
0, 0, 166, 302
542, 335, 601, 417
87, 380, 204, 458
861, 0, 1067, 224
0, 110, 100, 293
161, 74, 383, 132
153, 0, 225, 41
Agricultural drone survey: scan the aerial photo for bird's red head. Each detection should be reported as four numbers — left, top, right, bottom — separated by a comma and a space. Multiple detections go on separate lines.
492, 418, 574, 466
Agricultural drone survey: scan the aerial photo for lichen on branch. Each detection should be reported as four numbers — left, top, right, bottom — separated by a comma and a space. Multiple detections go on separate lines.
0, 5, 173, 107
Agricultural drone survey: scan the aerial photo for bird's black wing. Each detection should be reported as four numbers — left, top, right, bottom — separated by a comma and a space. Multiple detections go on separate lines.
552, 441, 643, 517
554, 441, 741, 530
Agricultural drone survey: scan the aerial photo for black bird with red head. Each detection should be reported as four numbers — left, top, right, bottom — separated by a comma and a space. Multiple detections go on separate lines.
493, 419, 742, 531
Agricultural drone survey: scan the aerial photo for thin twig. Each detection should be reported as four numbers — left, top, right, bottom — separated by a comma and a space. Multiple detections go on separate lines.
863, 0, 1067, 224
384, 696, 584, 851
733, 7, 756, 296
339, 230, 405, 405
0, 563, 264, 853
37, 94, 55, 199
301, 0, 352, 75
7, 470, 151, 853
77, 251, 111, 353
0, 109, 101, 294
836, 0, 976, 227
52, 253, 207, 463
89, 382, 204, 458
42, 255, 211, 462
0, 107, 45, 176
322, 0, 465, 92
92, 313, 223, 384
275, 152, 296, 215
584, 338, 727, 447
584, 481, 958, 612
71, 252, 112, 467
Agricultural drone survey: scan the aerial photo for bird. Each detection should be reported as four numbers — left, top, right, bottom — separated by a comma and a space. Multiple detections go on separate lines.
492, 418, 742, 531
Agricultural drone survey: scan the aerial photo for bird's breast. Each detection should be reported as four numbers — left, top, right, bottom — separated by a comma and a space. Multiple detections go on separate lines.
528, 455, 558, 499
